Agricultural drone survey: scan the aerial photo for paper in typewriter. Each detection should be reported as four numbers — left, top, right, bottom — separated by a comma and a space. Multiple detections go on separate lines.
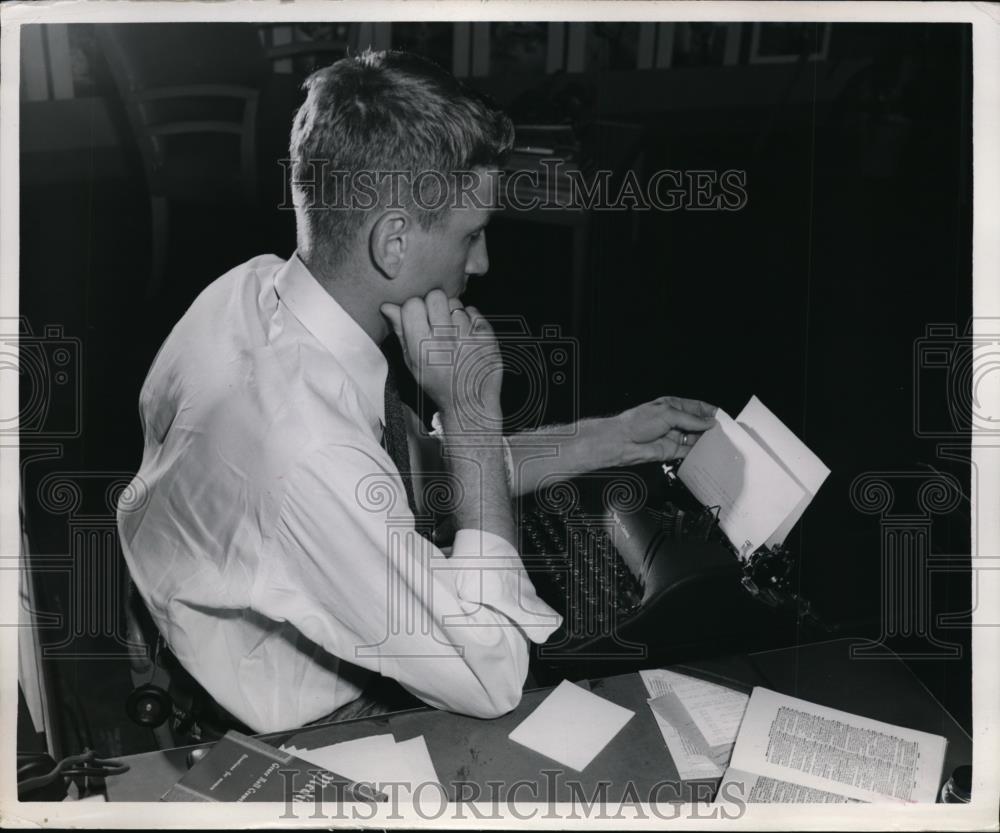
721, 688, 947, 804
734, 396, 831, 547
677, 396, 829, 558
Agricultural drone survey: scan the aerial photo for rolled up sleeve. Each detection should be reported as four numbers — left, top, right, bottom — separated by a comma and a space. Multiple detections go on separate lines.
256, 440, 562, 721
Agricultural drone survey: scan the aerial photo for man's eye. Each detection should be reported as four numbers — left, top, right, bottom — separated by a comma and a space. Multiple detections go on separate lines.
469, 229, 484, 241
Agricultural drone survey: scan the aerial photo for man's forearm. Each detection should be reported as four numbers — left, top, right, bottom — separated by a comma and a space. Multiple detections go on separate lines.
441, 410, 517, 548
504, 416, 625, 497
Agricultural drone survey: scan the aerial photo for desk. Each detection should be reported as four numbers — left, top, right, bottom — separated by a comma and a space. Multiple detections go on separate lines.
104, 638, 971, 802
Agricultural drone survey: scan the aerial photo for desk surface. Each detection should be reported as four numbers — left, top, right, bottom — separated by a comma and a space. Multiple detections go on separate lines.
104, 638, 972, 802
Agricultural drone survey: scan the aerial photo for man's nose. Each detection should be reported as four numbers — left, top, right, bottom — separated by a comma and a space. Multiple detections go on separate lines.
466, 233, 489, 277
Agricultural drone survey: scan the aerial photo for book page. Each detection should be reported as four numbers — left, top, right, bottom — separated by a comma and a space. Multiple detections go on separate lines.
677, 408, 807, 558
729, 688, 948, 803
735, 396, 830, 546
716, 767, 864, 804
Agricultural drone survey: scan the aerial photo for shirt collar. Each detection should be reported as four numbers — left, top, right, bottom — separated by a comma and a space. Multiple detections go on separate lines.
273, 253, 387, 427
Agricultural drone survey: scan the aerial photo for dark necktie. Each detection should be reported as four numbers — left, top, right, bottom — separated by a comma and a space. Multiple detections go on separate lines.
381, 346, 450, 545
382, 363, 418, 516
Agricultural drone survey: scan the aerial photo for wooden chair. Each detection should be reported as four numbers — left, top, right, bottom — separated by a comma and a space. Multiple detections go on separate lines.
97, 23, 356, 300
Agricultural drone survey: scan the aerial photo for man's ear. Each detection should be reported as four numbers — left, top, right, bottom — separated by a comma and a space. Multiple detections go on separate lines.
369, 211, 409, 279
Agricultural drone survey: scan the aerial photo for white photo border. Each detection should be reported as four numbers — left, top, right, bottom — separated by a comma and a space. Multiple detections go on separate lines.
1, 1, 997, 830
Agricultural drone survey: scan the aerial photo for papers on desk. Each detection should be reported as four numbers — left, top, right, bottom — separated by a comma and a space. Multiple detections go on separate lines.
281, 733, 439, 800
717, 688, 948, 804
508, 680, 635, 772
647, 692, 731, 780
677, 396, 830, 559
640, 669, 749, 781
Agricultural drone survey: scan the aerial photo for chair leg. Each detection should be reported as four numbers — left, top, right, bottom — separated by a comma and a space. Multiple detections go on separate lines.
146, 195, 168, 301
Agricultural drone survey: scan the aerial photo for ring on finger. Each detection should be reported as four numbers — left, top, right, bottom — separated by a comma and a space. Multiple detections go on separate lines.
680, 433, 689, 446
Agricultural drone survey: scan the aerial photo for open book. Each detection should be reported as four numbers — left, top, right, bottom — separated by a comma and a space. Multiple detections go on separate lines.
717, 688, 948, 804
678, 396, 830, 559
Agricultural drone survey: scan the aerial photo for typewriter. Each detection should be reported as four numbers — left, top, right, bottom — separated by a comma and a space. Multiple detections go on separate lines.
518, 462, 828, 679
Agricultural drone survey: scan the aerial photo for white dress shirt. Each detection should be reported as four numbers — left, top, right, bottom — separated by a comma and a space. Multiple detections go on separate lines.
117, 253, 561, 733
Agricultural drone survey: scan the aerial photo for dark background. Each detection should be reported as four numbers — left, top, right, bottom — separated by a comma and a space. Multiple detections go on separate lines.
17, 21, 972, 758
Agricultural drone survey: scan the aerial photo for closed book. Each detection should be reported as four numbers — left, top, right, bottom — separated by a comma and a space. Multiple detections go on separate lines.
160, 729, 384, 803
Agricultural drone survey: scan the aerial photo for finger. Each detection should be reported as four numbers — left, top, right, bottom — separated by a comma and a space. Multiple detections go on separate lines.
661, 396, 717, 418
671, 426, 708, 447
653, 434, 687, 461
380, 303, 403, 338
674, 397, 718, 419
667, 406, 716, 433
400, 296, 431, 358
380, 303, 407, 362
463, 305, 493, 335
449, 307, 471, 336
425, 289, 452, 330
668, 430, 703, 460
447, 296, 464, 312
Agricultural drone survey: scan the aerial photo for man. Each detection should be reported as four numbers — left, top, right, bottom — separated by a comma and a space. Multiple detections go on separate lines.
118, 50, 716, 734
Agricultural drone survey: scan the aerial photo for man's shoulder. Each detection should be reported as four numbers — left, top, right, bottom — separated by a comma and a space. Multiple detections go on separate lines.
151, 254, 285, 364
187, 253, 286, 314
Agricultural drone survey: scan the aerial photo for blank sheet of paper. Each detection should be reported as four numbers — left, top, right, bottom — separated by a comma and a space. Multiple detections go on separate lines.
281, 734, 441, 803
387, 736, 440, 789
281, 734, 397, 784
508, 680, 635, 772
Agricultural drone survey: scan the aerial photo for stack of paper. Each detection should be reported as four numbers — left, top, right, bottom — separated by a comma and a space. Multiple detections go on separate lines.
640, 669, 750, 781
508, 680, 635, 772
281, 733, 439, 800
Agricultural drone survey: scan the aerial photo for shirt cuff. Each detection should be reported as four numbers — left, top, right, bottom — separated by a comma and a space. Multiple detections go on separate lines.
448, 528, 562, 643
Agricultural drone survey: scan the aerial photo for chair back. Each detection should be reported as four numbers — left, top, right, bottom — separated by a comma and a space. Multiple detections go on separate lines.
97, 23, 270, 202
